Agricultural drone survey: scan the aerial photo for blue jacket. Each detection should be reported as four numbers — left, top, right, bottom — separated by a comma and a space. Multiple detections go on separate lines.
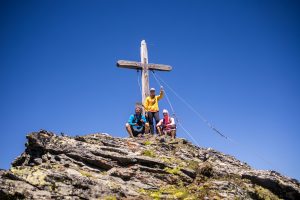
128, 114, 147, 128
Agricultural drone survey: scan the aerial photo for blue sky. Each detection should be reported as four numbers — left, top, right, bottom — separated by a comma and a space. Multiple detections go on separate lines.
1, 0, 300, 180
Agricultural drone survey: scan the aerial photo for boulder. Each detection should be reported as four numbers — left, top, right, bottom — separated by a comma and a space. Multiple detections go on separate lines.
0, 130, 299, 199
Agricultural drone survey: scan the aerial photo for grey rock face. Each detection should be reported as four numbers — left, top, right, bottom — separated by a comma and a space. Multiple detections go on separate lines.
0, 130, 299, 199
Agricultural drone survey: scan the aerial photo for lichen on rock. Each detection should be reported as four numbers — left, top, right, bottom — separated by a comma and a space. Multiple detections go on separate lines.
0, 130, 299, 199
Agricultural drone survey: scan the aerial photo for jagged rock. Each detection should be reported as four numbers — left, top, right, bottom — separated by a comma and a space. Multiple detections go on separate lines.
0, 130, 299, 199
242, 170, 300, 199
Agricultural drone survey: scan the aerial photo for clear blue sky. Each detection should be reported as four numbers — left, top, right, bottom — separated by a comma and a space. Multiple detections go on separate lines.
1, 0, 299, 180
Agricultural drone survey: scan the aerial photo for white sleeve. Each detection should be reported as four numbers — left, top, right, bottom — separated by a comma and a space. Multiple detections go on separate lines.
157, 119, 163, 126
170, 118, 175, 126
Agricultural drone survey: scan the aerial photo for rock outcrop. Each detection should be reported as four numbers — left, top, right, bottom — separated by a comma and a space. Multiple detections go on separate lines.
0, 130, 299, 199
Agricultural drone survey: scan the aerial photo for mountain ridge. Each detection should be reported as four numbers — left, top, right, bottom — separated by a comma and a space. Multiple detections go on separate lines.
0, 130, 299, 199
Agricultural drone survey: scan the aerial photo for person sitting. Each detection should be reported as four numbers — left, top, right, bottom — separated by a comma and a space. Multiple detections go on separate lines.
156, 109, 176, 139
126, 106, 149, 138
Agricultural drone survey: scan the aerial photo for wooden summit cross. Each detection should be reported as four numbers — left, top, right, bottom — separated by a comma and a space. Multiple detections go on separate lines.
117, 40, 172, 104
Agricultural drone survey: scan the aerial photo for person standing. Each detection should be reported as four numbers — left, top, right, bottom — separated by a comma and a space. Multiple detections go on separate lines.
144, 86, 164, 134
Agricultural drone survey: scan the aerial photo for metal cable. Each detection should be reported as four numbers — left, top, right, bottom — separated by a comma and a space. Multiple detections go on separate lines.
151, 72, 277, 169
151, 71, 201, 147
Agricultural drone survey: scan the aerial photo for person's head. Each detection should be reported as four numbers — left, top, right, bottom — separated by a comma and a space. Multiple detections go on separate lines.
162, 109, 169, 117
135, 106, 142, 115
150, 88, 156, 97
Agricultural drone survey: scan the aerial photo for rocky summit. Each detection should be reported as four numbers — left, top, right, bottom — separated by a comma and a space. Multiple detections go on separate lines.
0, 130, 299, 200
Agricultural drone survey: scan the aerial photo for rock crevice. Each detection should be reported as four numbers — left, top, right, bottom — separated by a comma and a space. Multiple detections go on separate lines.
1, 130, 299, 199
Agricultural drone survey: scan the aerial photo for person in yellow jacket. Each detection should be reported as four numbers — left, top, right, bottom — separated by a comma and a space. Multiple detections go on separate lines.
144, 87, 164, 134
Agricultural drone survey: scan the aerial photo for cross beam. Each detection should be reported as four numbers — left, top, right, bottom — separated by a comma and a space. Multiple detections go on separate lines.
117, 60, 172, 71
116, 40, 172, 104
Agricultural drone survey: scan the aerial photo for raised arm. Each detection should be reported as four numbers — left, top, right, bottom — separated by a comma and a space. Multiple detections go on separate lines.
157, 90, 164, 100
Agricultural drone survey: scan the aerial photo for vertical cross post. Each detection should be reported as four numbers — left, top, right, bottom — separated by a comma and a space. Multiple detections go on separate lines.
116, 40, 172, 110
140, 40, 149, 104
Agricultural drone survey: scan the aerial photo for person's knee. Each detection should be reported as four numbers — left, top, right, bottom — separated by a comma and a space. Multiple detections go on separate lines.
125, 123, 130, 128
145, 123, 149, 127
172, 130, 176, 136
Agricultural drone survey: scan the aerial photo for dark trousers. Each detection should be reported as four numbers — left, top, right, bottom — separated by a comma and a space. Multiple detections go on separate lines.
147, 111, 160, 134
